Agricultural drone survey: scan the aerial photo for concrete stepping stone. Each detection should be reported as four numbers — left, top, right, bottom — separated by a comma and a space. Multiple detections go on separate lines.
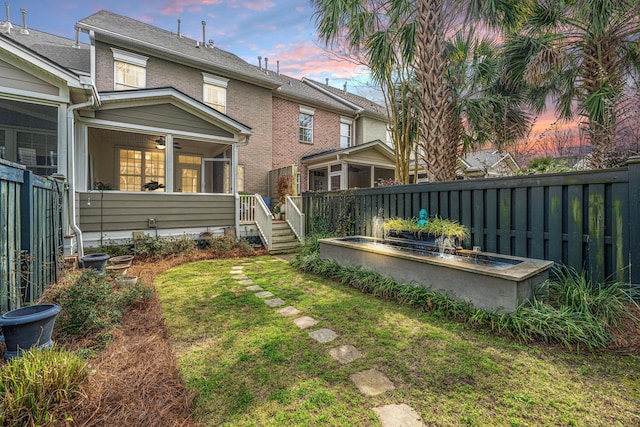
350, 369, 395, 396
231, 266, 244, 270
265, 298, 286, 307
372, 404, 425, 427
238, 279, 254, 285
255, 291, 274, 298
293, 316, 319, 330
245, 285, 263, 291
329, 344, 363, 364
230, 270, 244, 275
233, 274, 248, 280
277, 306, 301, 317
255, 260, 266, 264
308, 328, 338, 343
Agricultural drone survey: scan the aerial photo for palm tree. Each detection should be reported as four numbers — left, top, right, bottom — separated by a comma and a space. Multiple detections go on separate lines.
311, 0, 530, 181
503, 0, 640, 168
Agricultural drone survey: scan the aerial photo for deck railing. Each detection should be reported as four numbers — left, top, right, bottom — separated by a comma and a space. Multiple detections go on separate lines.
285, 195, 305, 244
239, 194, 256, 223
253, 194, 273, 251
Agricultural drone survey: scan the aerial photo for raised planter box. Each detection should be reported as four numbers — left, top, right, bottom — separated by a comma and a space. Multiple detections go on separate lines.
319, 236, 553, 312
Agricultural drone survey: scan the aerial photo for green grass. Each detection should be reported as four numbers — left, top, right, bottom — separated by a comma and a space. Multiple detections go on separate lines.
155, 256, 640, 426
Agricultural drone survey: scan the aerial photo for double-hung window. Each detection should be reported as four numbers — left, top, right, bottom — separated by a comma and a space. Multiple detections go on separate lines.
299, 106, 314, 143
340, 117, 353, 148
119, 148, 165, 192
112, 48, 148, 90
203, 73, 228, 113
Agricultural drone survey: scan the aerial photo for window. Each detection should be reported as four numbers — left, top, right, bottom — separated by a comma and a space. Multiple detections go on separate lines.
119, 148, 165, 191
299, 106, 314, 143
112, 48, 148, 90
203, 73, 228, 113
237, 165, 245, 192
340, 118, 353, 148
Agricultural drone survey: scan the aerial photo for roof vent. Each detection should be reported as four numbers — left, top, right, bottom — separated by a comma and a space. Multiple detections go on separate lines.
74, 26, 80, 48
325, 78, 329, 86
177, 19, 181, 37
19, 8, 27, 34
1, 2, 13, 34
201, 20, 206, 46
257, 56, 262, 70
343, 82, 347, 93
208, 39, 214, 48
276, 60, 280, 75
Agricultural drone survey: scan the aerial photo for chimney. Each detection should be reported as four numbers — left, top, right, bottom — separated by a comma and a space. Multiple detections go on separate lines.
276, 60, 280, 74
325, 78, 329, 85
74, 26, 80, 47
343, 82, 347, 93
264, 57, 268, 71
201, 20, 206, 46
177, 19, 181, 37
19, 8, 27, 34
257, 56, 262, 70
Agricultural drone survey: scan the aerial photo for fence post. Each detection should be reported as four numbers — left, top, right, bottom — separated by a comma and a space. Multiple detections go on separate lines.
628, 157, 640, 286
19, 169, 34, 303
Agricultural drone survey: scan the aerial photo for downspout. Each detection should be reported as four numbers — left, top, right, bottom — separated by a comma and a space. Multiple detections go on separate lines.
67, 94, 98, 258
234, 134, 250, 236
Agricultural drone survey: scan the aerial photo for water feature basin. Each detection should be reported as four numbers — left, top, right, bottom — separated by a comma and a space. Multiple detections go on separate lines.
319, 236, 554, 312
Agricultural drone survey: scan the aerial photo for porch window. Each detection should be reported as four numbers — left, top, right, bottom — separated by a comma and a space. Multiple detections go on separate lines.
119, 148, 165, 192
311, 169, 325, 191
0, 98, 58, 175
112, 48, 148, 90
203, 73, 228, 113
237, 165, 245, 192
299, 106, 314, 143
340, 118, 353, 148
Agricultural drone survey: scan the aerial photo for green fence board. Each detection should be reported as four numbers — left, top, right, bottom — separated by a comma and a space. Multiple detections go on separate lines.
530, 187, 545, 259
514, 187, 528, 257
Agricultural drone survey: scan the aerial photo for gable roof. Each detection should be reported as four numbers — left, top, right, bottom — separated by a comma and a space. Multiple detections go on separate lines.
459, 149, 520, 170
301, 139, 394, 164
76, 10, 280, 89
302, 78, 387, 119
0, 28, 90, 75
269, 71, 357, 115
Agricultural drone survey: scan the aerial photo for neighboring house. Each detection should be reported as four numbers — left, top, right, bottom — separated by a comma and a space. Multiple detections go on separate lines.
457, 149, 520, 179
1, 8, 393, 253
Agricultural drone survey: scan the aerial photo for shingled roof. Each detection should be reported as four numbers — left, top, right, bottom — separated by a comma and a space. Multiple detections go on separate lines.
76, 10, 280, 89
1, 27, 90, 74
303, 78, 387, 118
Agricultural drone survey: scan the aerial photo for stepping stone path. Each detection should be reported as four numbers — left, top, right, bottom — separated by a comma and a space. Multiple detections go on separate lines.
293, 316, 319, 330
236, 257, 423, 426
329, 344, 363, 364
373, 404, 425, 427
308, 328, 338, 343
264, 298, 286, 307
350, 369, 395, 396
277, 306, 301, 317
255, 291, 274, 299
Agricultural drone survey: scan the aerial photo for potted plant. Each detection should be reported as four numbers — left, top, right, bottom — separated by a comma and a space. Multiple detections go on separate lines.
0, 304, 62, 360
272, 202, 282, 220
383, 216, 468, 250
275, 174, 293, 214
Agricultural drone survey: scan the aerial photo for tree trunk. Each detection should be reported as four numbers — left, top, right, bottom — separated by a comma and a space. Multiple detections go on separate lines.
414, 0, 457, 182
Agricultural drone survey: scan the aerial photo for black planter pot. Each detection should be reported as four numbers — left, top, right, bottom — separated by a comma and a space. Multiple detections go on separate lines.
0, 304, 62, 360
80, 253, 110, 271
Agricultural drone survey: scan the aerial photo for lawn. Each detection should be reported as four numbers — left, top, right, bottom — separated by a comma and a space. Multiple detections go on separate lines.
155, 256, 640, 426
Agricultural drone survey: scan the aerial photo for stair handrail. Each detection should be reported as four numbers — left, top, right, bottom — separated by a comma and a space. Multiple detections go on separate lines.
253, 194, 273, 251
239, 194, 255, 223
285, 195, 305, 244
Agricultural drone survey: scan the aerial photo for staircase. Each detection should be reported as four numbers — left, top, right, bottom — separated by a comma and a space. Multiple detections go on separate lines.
270, 220, 300, 254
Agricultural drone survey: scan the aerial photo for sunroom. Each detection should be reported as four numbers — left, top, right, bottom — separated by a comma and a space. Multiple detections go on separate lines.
75, 88, 251, 246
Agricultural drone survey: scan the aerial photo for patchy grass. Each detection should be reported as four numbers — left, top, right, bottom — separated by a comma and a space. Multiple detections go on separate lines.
155, 256, 640, 426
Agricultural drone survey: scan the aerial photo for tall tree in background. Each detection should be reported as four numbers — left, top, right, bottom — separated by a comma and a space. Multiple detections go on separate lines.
311, 0, 530, 182
503, 0, 640, 168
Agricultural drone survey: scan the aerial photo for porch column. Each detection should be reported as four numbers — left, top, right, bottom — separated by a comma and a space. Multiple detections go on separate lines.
165, 134, 174, 192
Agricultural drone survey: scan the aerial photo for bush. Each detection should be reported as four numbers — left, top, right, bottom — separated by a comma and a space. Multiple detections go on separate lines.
132, 234, 196, 258
0, 347, 87, 426
50, 269, 152, 348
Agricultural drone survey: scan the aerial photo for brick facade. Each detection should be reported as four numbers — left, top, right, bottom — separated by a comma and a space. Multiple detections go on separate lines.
272, 96, 341, 191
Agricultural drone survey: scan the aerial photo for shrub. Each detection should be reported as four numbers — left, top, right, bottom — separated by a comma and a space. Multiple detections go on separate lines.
383, 216, 469, 240
132, 234, 196, 258
0, 347, 87, 426
50, 269, 152, 348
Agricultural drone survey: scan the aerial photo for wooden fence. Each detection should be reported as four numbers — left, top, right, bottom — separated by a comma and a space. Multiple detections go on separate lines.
0, 160, 64, 313
303, 158, 640, 286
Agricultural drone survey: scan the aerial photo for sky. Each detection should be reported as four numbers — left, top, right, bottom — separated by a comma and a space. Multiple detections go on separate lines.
8, 0, 373, 96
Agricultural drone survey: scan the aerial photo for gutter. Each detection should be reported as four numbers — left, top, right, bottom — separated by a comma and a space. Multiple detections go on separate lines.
67, 86, 99, 259
302, 78, 364, 113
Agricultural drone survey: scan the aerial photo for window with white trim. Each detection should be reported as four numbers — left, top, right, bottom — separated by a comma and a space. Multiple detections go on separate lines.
203, 73, 228, 113
340, 117, 353, 148
299, 106, 314, 143
112, 48, 148, 90
119, 148, 165, 192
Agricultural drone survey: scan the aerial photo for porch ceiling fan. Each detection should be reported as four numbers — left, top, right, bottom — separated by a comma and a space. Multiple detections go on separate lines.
155, 137, 182, 149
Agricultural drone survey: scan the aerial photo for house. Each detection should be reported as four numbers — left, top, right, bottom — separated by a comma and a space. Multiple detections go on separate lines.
0, 8, 393, 254
457, 149, 520, 179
